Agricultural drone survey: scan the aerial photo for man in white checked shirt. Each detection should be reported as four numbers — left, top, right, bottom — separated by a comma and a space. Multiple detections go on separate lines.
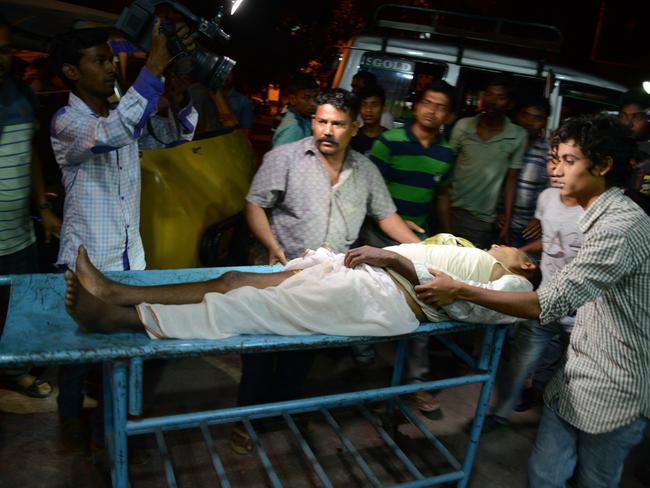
48, 20, 197, 452
417, 115, 650, 488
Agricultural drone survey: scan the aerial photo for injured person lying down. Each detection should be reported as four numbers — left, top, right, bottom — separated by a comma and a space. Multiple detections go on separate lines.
64, 243, 540, 340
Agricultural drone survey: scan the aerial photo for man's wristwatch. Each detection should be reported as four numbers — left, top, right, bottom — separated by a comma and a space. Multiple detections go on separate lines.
38, 202, 53, 210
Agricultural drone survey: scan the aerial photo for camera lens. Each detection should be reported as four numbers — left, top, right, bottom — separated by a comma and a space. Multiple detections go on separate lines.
193, 49, 236, 92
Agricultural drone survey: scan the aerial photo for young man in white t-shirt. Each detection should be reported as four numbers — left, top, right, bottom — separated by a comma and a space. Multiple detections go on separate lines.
486, 149, 583, 428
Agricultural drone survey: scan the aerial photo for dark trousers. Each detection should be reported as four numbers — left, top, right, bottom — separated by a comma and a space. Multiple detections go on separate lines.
1, 244, 38, 379
237, 351, 315, 406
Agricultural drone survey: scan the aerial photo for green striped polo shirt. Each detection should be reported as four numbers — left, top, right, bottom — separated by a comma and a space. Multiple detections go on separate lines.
369, 123, 455, 227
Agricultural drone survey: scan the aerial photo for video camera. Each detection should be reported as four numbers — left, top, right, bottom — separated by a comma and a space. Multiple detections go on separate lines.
115, 0, 236, 91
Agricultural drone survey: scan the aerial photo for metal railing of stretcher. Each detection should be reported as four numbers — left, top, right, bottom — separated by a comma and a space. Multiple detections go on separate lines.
0, 268, 507, 488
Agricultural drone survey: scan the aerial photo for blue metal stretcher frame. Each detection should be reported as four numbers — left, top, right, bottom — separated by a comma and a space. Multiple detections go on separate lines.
0, 267, 507, 488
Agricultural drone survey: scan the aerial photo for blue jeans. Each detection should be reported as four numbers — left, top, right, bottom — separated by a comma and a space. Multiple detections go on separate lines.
493, 319, 571, 421
529, 404, 647, 488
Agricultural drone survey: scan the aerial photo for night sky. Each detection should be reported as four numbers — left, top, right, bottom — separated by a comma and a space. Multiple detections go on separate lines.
26, 0, 650, 89
202, 0, 650, 89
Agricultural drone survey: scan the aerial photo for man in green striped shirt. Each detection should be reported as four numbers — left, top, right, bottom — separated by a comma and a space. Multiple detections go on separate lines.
364, 80, 456, 414
366, 80, 456, 248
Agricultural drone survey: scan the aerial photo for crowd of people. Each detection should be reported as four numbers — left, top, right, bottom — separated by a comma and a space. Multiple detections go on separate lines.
1, 11, 649, 487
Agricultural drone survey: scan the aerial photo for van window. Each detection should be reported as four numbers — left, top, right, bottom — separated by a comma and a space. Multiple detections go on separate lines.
455, 67, 546, 120
358, 53, 446, 124
558, 82, 622, 122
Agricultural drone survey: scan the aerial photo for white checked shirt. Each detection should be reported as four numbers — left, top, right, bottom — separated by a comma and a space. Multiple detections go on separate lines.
538, 188, 650, 434
51, 67, 197, 271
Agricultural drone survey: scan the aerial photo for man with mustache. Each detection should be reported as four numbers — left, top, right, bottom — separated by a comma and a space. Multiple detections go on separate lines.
450, 74, 527, 248
48, 21, 197, 452
239, 89, 420, 449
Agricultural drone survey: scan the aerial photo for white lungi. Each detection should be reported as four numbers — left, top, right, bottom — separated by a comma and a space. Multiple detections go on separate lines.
138, 248, 419, 340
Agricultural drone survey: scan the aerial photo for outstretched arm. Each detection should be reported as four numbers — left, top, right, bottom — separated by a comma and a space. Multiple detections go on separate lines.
414, 271, 541, 320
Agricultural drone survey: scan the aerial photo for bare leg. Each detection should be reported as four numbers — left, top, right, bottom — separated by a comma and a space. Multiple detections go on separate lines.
64, 270, 143, 333
75, 245, 295, 306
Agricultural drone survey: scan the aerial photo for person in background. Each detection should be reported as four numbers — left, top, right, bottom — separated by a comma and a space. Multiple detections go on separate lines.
350, 70, 394, 129
618, 89, 650, 214
271, 72, 318, 148
364, 81, 456, 414
0, 13, 60, 400
450, 74, 527, 248
350, 83, 388, 155
366, 81, 456, 246
500, 95, 551, 249
484, 148, 582, 430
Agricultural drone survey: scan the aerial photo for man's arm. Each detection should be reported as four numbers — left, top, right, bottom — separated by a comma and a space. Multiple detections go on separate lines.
343, 246, 419, 285
519, 237, 542, 255
244, 201, 287, 265
498, 168, 519, 244
376, 213, 421, 243
414, 271, 541, 320
435, 186, 452, 233
30, 142, 61, 243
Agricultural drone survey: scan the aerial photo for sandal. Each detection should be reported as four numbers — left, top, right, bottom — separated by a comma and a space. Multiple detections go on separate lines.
229, 423, 253, 455
4, 374, 53, 398
411, 391, 443, 419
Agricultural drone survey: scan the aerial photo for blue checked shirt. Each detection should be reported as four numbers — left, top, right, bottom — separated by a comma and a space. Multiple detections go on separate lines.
51, 67, 197, 271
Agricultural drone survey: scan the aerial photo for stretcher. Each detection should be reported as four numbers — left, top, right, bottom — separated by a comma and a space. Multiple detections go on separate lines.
0, 267, 507, 488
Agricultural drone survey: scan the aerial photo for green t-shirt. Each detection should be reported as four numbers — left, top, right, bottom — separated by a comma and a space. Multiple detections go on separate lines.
450, 115, 527, 223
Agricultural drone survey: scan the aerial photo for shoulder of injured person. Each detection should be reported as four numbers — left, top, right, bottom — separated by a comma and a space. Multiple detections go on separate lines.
383, 242, 537, 323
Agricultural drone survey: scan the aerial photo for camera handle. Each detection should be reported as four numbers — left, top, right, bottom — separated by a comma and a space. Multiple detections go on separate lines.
149, 0, 230, 42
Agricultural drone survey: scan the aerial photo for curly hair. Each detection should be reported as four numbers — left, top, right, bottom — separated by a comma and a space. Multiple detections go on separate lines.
315, 88, 360, 120
551, 115, 637, 187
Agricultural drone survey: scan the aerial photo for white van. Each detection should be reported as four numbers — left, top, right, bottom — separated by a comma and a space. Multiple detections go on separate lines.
332, 5, 627, 129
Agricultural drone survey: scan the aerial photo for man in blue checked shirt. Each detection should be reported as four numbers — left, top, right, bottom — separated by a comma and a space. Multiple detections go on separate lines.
48, 19, 197, 452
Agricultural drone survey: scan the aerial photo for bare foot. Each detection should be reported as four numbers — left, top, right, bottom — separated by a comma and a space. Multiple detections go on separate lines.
64, 270, 142, 333
75, 245, 118, 303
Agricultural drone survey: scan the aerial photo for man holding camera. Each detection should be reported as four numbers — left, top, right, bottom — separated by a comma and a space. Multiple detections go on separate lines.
48, 19, 197, 452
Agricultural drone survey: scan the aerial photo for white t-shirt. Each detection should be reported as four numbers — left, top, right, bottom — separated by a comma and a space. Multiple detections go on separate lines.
535, 188, 583, 288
